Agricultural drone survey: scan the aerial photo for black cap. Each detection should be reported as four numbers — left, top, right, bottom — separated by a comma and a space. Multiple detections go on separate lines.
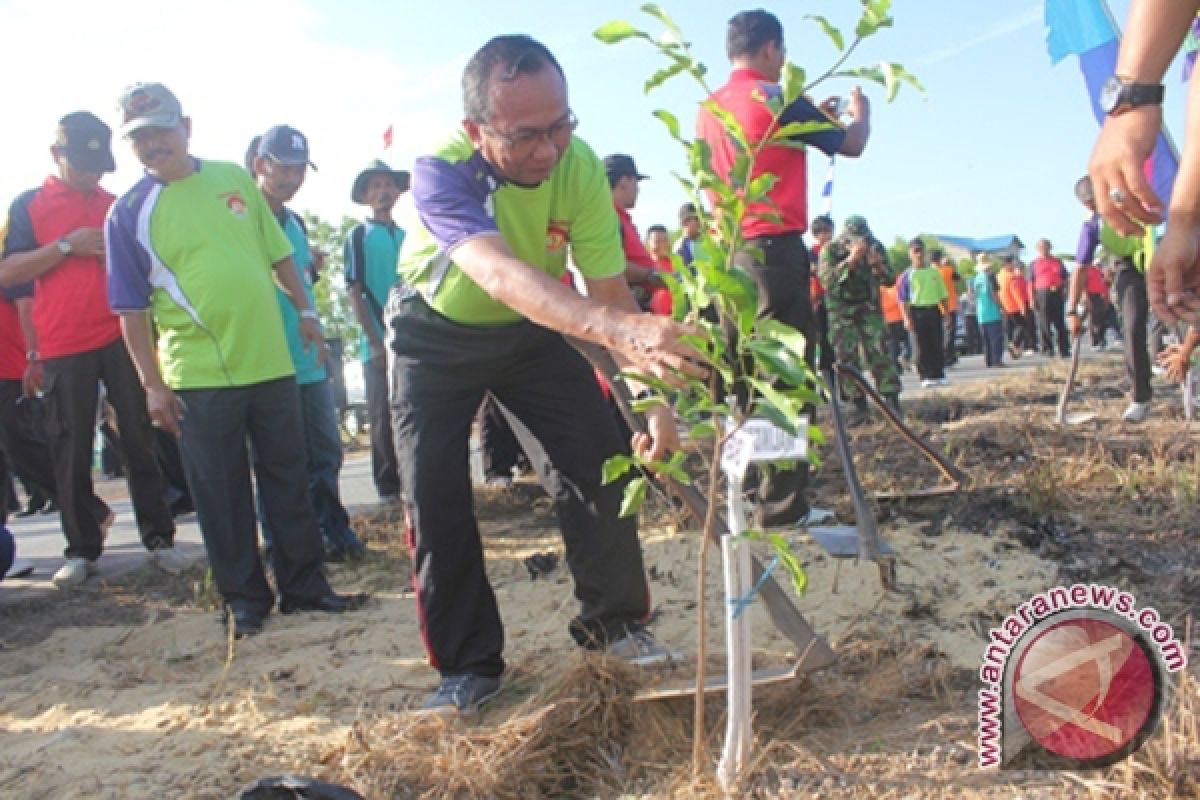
603, 153, 648, 183
679, 202, 699, 223
55, 112, 115, 174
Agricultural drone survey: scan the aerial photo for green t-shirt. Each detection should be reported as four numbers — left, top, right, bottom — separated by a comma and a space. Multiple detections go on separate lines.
398, 132, 624, 326
106, 160, 295, 389
908, 265, 949, 307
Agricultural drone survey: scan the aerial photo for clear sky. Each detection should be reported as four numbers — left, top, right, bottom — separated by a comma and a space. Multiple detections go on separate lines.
0, 0, 1188, 259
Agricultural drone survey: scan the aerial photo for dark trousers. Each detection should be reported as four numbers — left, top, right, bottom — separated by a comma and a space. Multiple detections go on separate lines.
477, 393, 527, 480
1035, 288, 1070, 357
886, 320, 910, 371
981, 320, 1005, 367
364, 357, 401, 498
1115, 267, 1152, 403
258, 378, 359, 552
1087, 293, 1112, 347
911, 306, 945, 380
1006, 311, 1028, 351
964, 314, 982, 355
389, 295, 649, 678
0, 382, 109, 527
733, 231, 813, 527
943, 309, 959, 364
42, 339, 173, 560
177, 377, 331, 615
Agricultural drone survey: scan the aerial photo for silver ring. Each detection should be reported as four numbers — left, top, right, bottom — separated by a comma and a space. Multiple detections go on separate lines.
1109, 187, 1126, 205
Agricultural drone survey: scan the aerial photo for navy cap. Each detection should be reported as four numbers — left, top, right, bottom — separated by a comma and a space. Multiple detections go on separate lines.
257, 125, 317, 170
55, 111, 115, 174
604, 153, 648, 183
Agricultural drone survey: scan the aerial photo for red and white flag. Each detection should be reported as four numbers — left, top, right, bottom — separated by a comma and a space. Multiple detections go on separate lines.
382, 124, 394, 150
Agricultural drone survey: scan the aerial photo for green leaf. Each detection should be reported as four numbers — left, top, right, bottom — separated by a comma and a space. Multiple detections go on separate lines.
808, 423, 826, 447
594, 20, 644, 44
834, 65, 885, 87
759, 319, 809, 363
779, 62, 808, 106
688, 420, 717, 440
745, 339, 811, 387
602, 454, 634, 485
805, 14, 844, 51
619, 476, 649, 517
745, 172, 777, 204
653, 109, 683, 141
645, 60, 688, 93
632, 395, 666, 414
700, 99, 749, 154
747, 378, 803, 435
640, 2, 684, 42
766, 532, 808, 595
770, 120, 835, 144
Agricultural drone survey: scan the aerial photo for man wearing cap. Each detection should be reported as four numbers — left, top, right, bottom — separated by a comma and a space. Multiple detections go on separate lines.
251, 125, 365, 561
344, 159, 409, 505
697, 9, 870, 527
105, 83, 364, 636
605, 154, 665, 309
391, 34, 701, 714
675, 202, 703, 267
0, 111, 178, 587
817, 215, 900, 421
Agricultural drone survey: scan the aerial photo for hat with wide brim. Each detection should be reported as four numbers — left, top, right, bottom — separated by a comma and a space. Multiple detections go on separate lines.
351, 159, 410, 204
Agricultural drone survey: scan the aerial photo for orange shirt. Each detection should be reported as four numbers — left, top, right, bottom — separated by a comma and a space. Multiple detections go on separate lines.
938, 264, 959, 311
880, 284, 904, 324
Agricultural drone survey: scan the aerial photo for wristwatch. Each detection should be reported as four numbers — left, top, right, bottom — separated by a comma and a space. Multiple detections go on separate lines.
1100, 76, 1164, 116
25, 350, 38, 362
55, 239, 73, 256
300, 309, 319, 321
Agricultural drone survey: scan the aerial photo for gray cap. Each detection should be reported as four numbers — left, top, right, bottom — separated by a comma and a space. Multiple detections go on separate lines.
118, 82, 183, 136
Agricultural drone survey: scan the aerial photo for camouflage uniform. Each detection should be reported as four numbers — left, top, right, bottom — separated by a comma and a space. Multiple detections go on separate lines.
817, 225, 900, 404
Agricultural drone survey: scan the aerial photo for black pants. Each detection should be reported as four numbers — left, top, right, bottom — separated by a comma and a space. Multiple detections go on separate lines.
886, 320, 910, 371
177, 377, 331, 615
943, 309, 958, 364
364, 357, 400, 498
477, 393, 528, 480
733, 231, 814, 527
389, 294, 649, 678
1087, 292, 1112, 347
1115, 267, 1152, 403
911, 306, 945, 380
1035, 288, 1070, 357
964, 314, 981, 355
42, 339, 173, 560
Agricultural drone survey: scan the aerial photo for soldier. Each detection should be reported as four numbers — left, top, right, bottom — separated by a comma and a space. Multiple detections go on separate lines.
818, 215, 901, 422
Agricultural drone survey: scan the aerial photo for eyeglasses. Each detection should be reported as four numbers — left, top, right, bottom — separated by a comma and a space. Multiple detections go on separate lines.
482, 110, 578, 154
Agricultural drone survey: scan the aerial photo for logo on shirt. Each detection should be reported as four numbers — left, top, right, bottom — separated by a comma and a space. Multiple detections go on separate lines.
220, 191, 248, 218
546, 220, 569, 253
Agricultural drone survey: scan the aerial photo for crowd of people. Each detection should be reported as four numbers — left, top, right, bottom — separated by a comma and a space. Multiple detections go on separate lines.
1, 3, 1197, 719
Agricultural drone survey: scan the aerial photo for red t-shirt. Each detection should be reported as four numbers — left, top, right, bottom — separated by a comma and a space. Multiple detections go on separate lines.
1083, 265, 1108, 295
697, 68, 846, 239
0, 295, 27, 381
2, 177, 120, 359
615, 204, 656, 269
1031, 256, 1066, 291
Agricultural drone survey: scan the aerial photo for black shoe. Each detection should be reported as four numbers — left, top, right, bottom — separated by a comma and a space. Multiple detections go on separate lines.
418, 673, 503, 715
279, 592, 369, 614
223, 606, 265, 638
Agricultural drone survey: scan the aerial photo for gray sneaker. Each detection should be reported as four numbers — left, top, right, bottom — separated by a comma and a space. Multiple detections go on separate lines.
52, 558, 97, 588
418, 673, 502, 715
608, 630, 681, 667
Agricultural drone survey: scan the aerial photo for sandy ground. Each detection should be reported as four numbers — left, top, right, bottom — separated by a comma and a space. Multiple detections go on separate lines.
0, 492, 1059, 799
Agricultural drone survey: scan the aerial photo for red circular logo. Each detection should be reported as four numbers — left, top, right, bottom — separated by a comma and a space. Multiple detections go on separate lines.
1013, 617, 1156, 762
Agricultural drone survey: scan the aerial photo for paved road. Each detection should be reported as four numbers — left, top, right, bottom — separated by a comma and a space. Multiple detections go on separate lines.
1, 346, 1123, 605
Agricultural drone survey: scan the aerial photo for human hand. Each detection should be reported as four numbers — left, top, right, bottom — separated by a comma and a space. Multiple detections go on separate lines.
146, 384, 185, 437
1156, 343, 1191, 384
1088, 107, 1164, 234
845, 86, 869, 122
64, 227, 106, 258
632, 403, 680, 464
1146, 213, 1200, 324
299, 316, 330, 364
1067, 313, 1081, 337
848, 238, 868, 262
614, 313, 707, 389
22, 361, 42, 398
